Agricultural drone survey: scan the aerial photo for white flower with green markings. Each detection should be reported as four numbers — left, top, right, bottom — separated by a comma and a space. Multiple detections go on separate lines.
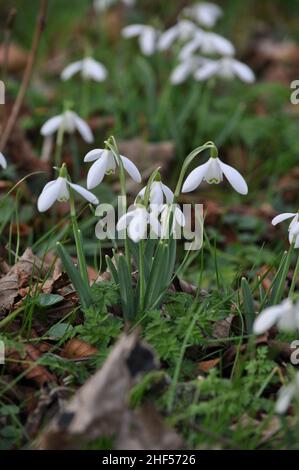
275, 372, 299, 414
193, 56, 255, 83
84, 148, 141, 189
137, 180, 174, 205
117, 204, 161, 243
253, 298, 299, 335
272, 212, 299, 248
182, 154, 248, 195
183, 2, 223, 28
122, 24, 160, 56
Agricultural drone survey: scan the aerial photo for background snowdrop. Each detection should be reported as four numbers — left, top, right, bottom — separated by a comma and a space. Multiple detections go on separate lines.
94, 0, 135, 12
182, 154, 248, 194
170, 56, 209, 84
157, 20, 199, 52
41, 110, 94, 143
253, 298, 299, 334
61, 57, 108, 82
84, 148, 141, 189
193, 56, 255, 83
183, 2, 223, 28
0, 152, 7, 169
179, 31, 235, 58
37, 175, 99, 212
122, 24, 160, 56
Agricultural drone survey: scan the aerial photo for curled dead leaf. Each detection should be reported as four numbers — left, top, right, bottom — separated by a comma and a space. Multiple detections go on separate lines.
61, 339, 98, 360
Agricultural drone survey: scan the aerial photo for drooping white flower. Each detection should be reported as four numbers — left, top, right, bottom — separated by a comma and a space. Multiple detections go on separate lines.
122, 24, 159, 56
84, 148, 141, 189
182, 156, 248, 194
272, 212, 299, 248
136, 181, 174, 205
41, 111, 94, 143
157, 20, 199, 51
183, 2, 223, 28
0, 152, 7, 169
170, 56, 208, 84
37, 176, 99, 212
275, 372, 299, 414
179, 31, 235, 58
61, 57, 108, 82
117, 204, 160, 243
253, 298, 299, 335
160, 203, 185, 239
193, 56, 255, 83
94, 0, 135, 12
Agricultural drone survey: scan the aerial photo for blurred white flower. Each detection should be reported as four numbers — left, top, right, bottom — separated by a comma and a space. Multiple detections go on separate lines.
157, 20, 199, 51
84, 148, 141, 189
183, 2, 223, 28
170, 56, 208, 84
122, 24, 159, 55
272, 212, 299, 248
137, 181, 174, 205
94, 0, 135, 12
41, 111, 94, 143
61, 57, 107, 82
37, 176, 99, 212
193, 56, 255, 83
117, 204, 160, 242
275, 372, 299, 414
0, 152, 7, 169
179, 31, 235, 58
160, 204, 185, 238
253, 298, 299, 335
182, 156, 248, 194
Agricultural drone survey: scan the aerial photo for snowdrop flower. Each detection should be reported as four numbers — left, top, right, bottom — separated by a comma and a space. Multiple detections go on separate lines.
157, 20, 199, 51
160, 204, 185, 238
136, 180, 174, 205
122, 24, 159, 56
94, 0, 135, 12
170, 56, 209, 85
193, 56, 255, 83
272, 212, 299, 248
275, 372, 299, 414
117, 204, 160, 243
37, 175, 99, 212
0, 152, 7, 169
84, 148, 141, 189
179, 31, 235, 59
253, 298, 299, 335
41, 110, 94, 143
61, 57, 107, 82
182, 154, 248, 194
183, 2, 223, 28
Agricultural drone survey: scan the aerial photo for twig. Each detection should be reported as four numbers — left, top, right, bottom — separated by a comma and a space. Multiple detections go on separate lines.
0, 0, 48, 152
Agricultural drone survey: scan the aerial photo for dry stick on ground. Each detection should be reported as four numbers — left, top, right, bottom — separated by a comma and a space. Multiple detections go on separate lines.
0, 0, 48, 152
0, 8, 17, 128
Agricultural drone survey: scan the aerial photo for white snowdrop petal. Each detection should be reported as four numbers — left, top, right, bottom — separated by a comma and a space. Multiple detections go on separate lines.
194, 60, 219, 81
122, 24, 145, 38
157, 26, 178, 51
117, 211, 135, 231
272, 213, 296, 226
68, 182, 99, 205
128, 209, 147, 242
120, 155, 142, 183
209, 33, 235, 55
232, 59, 255, 83
182, 161, 210, 193
61, 61, 82, 81
84, 149, 106, 162
275, 385, 296, 414
41, 115, 63, 136
73, 115, 94, 143
174, 206, 186, 227
171, 60, 195, 85
139, 27, 157, 56
37, 178, 63, 212
0, 152, 7, 169
85, 58, 107, 81
161, 183, 174, 203
87, 153, 108, 189
253, 305, 282, 335
218, 160, 248, 195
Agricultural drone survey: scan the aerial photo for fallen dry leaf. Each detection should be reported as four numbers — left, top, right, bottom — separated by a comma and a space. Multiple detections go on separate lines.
198, 358, 221, 373
0, 42, 28, 72
8, 344, 55, 386
61, 339, 98, 360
